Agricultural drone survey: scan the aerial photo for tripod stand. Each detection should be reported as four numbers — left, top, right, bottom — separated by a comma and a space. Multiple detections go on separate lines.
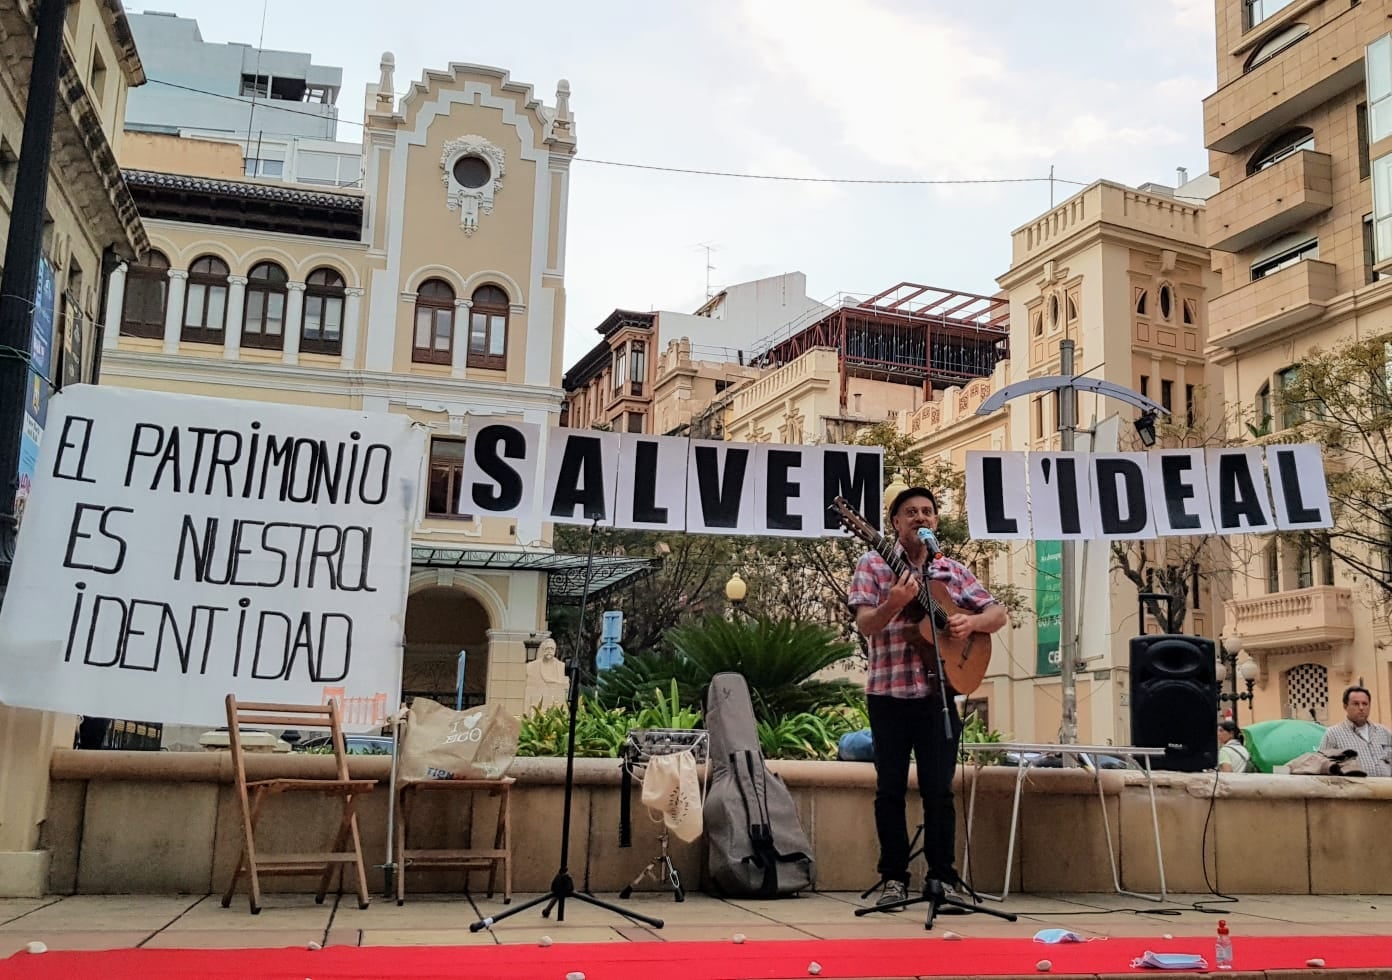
856, 876, 1017, 929
469, 521, 663, 933
859, 823, 925, 900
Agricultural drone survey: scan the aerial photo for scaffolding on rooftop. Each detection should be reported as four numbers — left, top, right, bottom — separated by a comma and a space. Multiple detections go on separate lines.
749, 282, 1010, 401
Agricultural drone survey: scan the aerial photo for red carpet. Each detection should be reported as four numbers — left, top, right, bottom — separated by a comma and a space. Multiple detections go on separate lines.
3, 935, 1390, 978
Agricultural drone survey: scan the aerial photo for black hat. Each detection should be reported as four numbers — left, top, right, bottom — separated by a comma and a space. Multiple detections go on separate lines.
889, 486, 938, 519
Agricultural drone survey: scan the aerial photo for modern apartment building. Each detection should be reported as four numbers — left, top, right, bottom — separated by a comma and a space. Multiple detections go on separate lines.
1203, 0, 1392, 724
122, 12, 360, 188
125, 11, 340, 142
560, 271, 822, 434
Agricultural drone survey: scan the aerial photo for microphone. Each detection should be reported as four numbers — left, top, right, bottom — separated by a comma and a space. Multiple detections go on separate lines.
917, 527, 943, 559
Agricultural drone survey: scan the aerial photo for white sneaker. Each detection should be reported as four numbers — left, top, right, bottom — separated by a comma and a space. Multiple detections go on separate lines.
875, 879, 908, 908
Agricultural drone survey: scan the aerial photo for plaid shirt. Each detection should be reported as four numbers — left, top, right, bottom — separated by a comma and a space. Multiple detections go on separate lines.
1319, 720, 1392, 777
847, 546, 997, 700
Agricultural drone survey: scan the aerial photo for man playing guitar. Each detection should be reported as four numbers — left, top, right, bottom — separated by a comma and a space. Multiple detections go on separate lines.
847, 486, 1007, 908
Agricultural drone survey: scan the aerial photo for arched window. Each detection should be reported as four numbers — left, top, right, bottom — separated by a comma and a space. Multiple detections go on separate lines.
182, 254, 229, 344
1031, 311, 1043, 337
413, 278, 455, 364
1245, 23, 1309, 73
302, 267, 345, 355
468, 284, 509, 370
1247, 127, 1315, 175
243, 262, 288, 350
120, 250, 169, 338
1182, 298, 1197, 325
1135, 288, 1148, 316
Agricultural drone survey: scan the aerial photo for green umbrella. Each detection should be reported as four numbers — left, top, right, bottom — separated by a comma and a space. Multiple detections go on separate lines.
1241, 719, 1326, 774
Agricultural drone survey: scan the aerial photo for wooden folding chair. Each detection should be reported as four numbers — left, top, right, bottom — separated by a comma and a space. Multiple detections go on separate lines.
220, 695, 377, 914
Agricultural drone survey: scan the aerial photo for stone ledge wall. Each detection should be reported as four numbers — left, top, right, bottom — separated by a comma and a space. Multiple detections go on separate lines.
38, 751, 1392, 896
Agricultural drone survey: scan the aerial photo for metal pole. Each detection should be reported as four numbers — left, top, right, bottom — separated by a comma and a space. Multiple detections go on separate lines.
1058, 338, 1078, 745
0, 0, 66, 607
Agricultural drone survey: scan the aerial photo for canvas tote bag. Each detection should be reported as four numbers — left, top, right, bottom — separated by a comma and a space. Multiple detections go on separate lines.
398, 697, 520, 781
640, 749, 703, 842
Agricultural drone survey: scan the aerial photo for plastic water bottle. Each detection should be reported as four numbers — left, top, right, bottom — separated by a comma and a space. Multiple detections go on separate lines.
1215, 919, 1232, 970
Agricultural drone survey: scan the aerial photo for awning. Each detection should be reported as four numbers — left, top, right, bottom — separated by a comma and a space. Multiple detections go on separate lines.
410, 547, 663, 604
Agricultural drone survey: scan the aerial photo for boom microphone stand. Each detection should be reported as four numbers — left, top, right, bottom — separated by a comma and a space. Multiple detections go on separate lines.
857, 528, 1017, 931
470, 520, 663, 933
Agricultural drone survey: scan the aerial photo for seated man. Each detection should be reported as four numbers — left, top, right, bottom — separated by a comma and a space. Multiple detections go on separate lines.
1318, 686, 1392, 778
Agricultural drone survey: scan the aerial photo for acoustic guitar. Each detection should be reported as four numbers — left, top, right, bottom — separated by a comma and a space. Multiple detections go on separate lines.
833, 496, 992, 696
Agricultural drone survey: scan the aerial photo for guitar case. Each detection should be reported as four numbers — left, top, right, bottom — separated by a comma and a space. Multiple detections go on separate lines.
702, 672, 816, 897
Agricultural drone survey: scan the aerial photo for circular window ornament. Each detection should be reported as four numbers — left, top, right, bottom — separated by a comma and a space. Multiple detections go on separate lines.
452, 155, 491, 189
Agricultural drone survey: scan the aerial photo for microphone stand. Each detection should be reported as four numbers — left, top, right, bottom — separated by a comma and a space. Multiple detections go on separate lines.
857, 530, 1017, 931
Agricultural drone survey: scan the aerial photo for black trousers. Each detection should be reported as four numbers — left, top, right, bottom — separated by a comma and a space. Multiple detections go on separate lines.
867, 692, 962, 884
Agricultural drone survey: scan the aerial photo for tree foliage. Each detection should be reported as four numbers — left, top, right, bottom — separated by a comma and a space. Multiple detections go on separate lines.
1276, 333, 1392, 597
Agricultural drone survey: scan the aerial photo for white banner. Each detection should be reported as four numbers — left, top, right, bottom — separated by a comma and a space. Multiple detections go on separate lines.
966, 446, 1333, 540
0, 386, 425, 732
457, 419, 884, 537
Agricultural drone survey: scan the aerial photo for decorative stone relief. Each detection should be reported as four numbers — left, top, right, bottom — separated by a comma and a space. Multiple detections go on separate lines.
440, 135, 506, 236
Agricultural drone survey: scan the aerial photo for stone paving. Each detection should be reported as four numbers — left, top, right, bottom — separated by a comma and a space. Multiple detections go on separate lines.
2, 890, 1388, 957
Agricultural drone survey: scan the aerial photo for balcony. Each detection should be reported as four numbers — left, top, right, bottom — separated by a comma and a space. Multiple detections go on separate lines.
1208, 259, 1337, 349
1225, 586, 1356, 657
1207, 150, 1332, 253
1204, 21, 1364, 154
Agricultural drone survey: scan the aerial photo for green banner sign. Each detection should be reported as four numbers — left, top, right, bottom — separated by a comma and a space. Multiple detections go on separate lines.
1035, 540, 1062, 677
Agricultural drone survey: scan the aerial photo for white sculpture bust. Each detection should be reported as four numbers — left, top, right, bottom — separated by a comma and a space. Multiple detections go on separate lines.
523, 638, 567, 711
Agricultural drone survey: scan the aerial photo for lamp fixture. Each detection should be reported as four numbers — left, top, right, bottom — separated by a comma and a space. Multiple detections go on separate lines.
725, 572, 748, 605
523, 632, 543, 662
883, 471, 909, 516
1134, 409, 1158, 448
1217, 632, 1257, 721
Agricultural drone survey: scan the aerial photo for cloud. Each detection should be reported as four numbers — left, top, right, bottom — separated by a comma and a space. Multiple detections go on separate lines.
718, 0, 1206, 188
728, 0, 1042, 176
1166, 0, 1214, 33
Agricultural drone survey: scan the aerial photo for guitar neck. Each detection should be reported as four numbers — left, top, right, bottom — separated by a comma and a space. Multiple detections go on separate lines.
874, 534, 945, 618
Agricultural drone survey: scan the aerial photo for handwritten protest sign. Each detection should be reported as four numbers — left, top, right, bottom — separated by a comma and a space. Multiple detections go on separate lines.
0, 386, 424, 732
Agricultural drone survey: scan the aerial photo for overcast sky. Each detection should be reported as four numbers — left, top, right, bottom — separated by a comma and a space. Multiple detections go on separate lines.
130, 1, 1217, 364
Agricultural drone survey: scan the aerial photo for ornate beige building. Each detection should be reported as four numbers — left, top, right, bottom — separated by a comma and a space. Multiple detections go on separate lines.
98, 47, 665, 727
1204, 0, 1392, 724
903, 178, 1223, 744
0, 0, 150, 897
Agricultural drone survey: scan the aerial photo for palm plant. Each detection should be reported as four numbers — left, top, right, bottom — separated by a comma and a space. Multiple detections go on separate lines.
667, 615, 857, 721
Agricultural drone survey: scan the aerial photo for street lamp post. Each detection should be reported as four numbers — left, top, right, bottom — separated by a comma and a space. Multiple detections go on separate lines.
0, 0, 66, 609
725, 572, 748, 616
974, 341, 1170, 745
1217, 633, 1259, 726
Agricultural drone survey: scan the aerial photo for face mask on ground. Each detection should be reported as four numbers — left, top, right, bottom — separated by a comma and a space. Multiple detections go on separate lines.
1131, 951, 1209, 970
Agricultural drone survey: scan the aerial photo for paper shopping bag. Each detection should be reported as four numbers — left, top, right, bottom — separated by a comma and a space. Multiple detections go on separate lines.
398, 697, 520, 781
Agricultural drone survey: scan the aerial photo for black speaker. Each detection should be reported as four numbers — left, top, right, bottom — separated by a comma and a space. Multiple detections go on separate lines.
1130, 634, 1218, 772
